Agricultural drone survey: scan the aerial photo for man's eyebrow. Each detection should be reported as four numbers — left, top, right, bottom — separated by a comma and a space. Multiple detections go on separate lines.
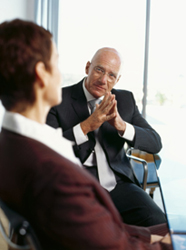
95, 64, 104, 68
95, 64, 118, 76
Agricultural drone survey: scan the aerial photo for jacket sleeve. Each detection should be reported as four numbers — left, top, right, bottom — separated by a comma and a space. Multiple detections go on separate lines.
46, 105, 80, 144
46, 106, 60, 129
46, 104, 96, 164
122, 92, 162, 154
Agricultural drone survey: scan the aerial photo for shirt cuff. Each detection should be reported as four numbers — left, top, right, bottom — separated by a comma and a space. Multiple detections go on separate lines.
121, 122, 135, 141
73, 124, 89, 145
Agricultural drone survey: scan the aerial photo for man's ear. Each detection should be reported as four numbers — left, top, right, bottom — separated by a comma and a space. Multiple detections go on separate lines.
85, 61, 91, 75
116, 75, 121, 83
35, 61, 48, 87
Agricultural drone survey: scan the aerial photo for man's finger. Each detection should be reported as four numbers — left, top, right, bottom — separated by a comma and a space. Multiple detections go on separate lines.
106, 112, 117, 121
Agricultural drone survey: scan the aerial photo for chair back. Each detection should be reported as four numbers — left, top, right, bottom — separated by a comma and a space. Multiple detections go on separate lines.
0, 199, 42, 250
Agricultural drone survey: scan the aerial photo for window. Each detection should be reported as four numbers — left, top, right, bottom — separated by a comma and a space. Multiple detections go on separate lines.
58, 0, 146, 109
147, 0, 186, 163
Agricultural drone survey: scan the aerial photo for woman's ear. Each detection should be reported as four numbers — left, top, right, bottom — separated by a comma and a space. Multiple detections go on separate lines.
35, 61, 48, 88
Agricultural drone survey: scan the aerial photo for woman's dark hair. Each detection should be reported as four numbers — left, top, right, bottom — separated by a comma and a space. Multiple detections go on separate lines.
0, 19, 52, 110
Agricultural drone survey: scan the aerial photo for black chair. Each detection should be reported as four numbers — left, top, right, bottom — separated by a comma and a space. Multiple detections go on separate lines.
0, 199, 42, 250
126, 147, 161, 198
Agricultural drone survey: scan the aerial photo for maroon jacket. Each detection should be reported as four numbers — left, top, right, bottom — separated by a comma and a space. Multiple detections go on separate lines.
0, 128, 172, 250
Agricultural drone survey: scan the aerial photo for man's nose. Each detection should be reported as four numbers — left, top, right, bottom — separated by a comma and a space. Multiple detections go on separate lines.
99, 73, 108, 84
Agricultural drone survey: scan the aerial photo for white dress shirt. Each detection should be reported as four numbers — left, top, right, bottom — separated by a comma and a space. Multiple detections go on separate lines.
2, 111, 81, 166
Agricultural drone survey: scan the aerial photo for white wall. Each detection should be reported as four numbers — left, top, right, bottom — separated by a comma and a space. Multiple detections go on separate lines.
0, 0, 35, 129
0, 0, 35, 23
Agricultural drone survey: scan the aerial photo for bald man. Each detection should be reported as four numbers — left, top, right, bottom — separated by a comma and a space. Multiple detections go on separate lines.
46, 47, 166, 227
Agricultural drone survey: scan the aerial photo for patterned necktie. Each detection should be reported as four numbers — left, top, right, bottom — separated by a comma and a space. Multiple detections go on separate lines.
88, 99, 116, 191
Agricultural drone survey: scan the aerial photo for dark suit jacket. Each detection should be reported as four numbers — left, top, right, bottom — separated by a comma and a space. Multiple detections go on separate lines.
46, 79, 162, 185
0, 128, 171, 250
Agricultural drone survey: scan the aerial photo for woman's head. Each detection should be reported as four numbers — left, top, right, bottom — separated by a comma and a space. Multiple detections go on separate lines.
0, 19, 53, 110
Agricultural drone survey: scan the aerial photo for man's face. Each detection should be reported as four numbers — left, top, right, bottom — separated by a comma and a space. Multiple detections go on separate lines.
85, 50, 121, 98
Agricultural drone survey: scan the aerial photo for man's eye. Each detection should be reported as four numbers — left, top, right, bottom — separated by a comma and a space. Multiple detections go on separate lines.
109, 73, 116, 78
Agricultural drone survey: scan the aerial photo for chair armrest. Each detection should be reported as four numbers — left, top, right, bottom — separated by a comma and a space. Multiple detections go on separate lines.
0, 199, 42, 250
0, 219, 30, 250
126, 147, 148, 190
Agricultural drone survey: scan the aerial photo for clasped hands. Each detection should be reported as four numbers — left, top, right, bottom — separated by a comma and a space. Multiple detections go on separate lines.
81, 92, 126, 135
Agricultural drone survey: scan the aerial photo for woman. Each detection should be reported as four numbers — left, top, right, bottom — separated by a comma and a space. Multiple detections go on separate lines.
0, 19, 171, 250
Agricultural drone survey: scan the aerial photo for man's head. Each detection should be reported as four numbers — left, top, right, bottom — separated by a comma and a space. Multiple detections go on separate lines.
85, 47, 122, 98
0, 19, 53, 110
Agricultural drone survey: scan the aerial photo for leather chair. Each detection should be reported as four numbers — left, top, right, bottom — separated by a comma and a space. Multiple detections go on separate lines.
126, 147, 161, 198
0, 199, 42, 250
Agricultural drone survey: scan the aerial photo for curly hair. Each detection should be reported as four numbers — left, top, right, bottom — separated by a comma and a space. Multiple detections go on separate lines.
0, 19, 52, 110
